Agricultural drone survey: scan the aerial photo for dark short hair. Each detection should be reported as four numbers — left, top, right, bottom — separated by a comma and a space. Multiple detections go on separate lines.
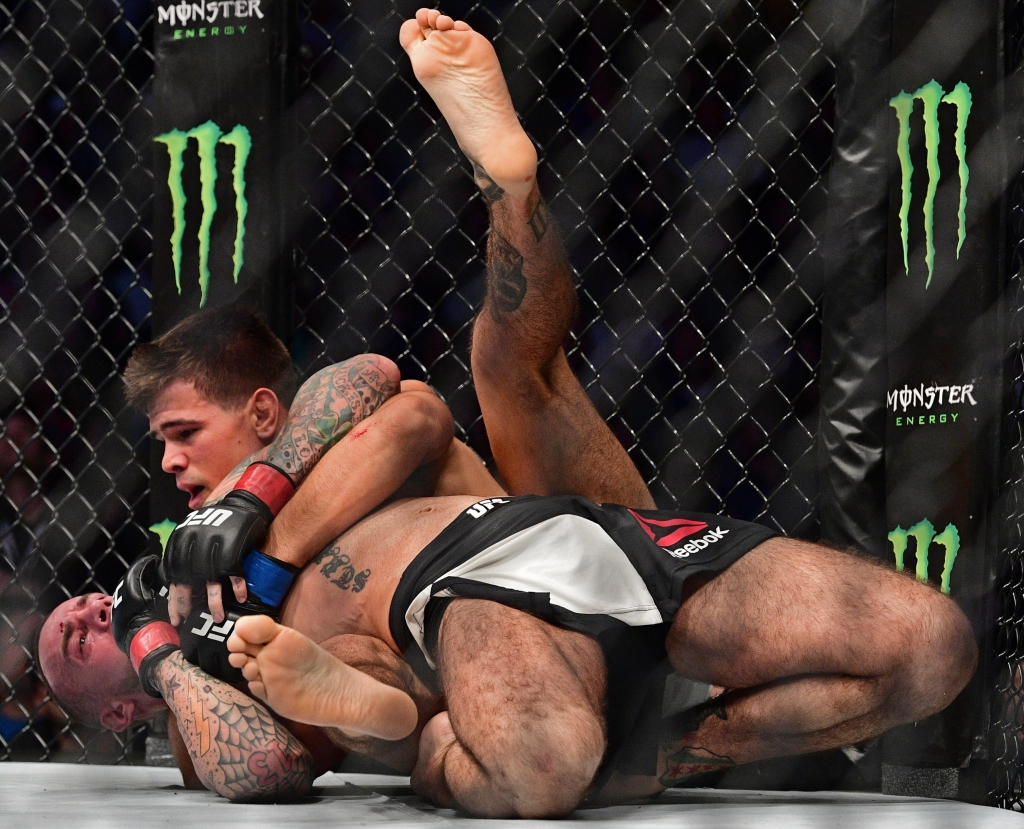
124, 306, 297, 413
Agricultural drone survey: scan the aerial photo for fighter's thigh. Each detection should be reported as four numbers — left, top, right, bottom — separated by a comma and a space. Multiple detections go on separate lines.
666, 537, 954, 687
435, 599, 607, 783
473, 347, 654, 509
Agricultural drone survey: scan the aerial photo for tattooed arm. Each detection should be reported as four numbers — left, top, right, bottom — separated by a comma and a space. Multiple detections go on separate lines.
261, 382, 456, 568
206, 354, 402, 501
153, 651, 314, 801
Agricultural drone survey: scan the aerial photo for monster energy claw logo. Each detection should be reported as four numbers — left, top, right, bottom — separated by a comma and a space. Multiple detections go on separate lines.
890, 80, 972, 289
155, 121, 251, 306
888, 518, 960, 594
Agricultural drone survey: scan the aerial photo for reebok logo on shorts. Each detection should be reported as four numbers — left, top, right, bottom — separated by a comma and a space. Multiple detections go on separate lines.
628, 510, 729, 559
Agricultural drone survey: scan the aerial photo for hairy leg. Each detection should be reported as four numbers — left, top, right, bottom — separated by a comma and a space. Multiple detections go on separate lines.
400, 10, 652, 508
412, 599, 607, 817
656, 539, 977, 784
226, 615, 418, 741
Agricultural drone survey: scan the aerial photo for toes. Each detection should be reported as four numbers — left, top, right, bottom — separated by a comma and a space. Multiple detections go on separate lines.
399, 18, 425, 51
247, 680, 268, 703
227, 652, 248, 668
453, 20, 471, 31
241, 660, 262, 682
435, 14, 455, 30
232, 613, 279, 645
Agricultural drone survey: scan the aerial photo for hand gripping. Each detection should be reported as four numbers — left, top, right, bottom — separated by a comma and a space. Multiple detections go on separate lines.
112, 555, 180, 697
162, 461, 295, 587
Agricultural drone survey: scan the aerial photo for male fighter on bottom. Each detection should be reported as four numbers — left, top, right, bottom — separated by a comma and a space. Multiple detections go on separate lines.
213, 10, 971, 817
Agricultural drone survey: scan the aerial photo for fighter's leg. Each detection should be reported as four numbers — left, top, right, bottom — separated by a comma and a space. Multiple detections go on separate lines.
226, 615, 418, 741
657, 539, 976, 783
400, 10, 653, 508
412, 599, 607, 817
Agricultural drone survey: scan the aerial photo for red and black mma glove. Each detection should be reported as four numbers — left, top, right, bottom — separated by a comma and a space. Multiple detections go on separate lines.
162, 461, 299, 612
112, 555, 180, 697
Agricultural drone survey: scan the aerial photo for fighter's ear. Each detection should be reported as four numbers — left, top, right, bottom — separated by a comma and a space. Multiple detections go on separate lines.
248, 388, 281, 441
100, 699, 135, 732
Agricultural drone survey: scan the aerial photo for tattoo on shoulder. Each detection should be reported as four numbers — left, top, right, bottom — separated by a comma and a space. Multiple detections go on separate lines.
312, 544, 371, 593
267, 356, 398, 480
488, 232, 527, 316
467, 154, 505, 203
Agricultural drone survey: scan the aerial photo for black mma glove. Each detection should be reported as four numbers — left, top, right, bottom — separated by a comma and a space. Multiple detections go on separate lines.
162, 461, 298, 604
179, 584, 282, 685
112, 555, 181, 697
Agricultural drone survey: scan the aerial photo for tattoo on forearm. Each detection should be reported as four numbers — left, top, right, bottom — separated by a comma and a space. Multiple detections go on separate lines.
312, 544, 371, 593
267, 355, 398, 482
467, 154, 505, 203
657, 695, 733, 786
526, 188, 549, 242
157, 652, 313, 800
488, 232, 527, 316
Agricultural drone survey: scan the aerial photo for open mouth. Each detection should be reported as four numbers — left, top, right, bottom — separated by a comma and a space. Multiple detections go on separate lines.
186, 486, 205, 508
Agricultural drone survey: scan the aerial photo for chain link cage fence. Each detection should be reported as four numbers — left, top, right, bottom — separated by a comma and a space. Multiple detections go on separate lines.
0, 0, 1019, 807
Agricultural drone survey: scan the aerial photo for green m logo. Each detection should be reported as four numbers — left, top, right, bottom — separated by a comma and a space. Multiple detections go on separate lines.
888, 518, 960, 594
155, 121, 251, 307
890, 80, 972, 288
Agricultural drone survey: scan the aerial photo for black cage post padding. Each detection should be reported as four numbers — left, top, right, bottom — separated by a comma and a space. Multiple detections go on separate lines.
151, 0, 296, 337
149, 0, 298, 530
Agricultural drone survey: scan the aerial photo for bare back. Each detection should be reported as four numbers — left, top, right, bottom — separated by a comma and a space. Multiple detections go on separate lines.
280, 495, 481, 650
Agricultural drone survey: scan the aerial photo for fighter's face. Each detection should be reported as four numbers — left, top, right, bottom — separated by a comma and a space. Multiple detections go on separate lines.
149, 380, 265, 508
37, 594, 138, 723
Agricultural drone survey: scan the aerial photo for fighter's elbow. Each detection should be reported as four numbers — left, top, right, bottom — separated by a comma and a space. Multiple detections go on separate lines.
390, 389, 456, 462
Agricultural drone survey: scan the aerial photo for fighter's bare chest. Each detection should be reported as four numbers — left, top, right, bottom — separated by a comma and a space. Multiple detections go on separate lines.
281, 496, 478, 646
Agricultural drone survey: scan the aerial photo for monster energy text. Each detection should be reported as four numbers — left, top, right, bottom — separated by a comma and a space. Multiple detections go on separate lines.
888, 519, 959, 594
887, 381, 977, 427
890, 80, 972, 288
155, 121, 251, 307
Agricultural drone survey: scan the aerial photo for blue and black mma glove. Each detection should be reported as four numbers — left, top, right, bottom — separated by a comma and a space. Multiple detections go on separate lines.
162, 461, 300, 609
112, 555, 180, 697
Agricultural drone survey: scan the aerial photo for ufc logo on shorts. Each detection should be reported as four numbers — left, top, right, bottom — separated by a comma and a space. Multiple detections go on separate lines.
466, 498, 509, 518
190, 612, 235, 642
178, 507, 233, 528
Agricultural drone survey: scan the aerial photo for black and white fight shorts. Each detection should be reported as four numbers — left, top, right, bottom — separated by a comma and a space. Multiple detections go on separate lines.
389, 494, 778, 782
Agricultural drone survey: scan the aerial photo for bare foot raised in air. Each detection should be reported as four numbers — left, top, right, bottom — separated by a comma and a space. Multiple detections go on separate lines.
227, 615, 417, 741
400, 8, 537, 201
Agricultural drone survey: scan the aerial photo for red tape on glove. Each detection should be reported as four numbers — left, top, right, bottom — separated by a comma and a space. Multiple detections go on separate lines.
236, 463, 295, 516
130, 622, 180, 675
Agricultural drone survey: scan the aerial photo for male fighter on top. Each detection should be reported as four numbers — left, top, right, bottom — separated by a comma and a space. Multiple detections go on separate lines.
180, 9, 972, 817
40, 9, 975, 816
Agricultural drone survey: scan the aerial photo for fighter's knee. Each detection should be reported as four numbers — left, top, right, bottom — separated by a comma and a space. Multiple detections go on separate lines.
505, 713, 604, 817
884, 583, 977, 720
